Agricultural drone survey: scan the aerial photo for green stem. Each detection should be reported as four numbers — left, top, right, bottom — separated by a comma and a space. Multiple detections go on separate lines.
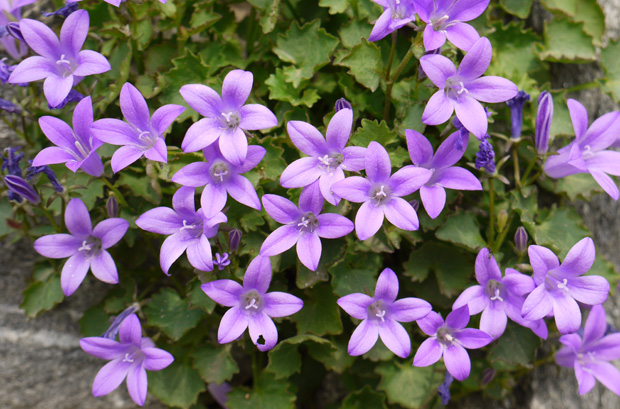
488, 178, 495, 248
252, 350, 260, 384
246, 7, 257, 56
521, 155, 538, 184
492, 213, 515, 253
523, 169, 543, 187
560, 80, 600, 94
102, 178, 130, 208
39, 205, 61, 232
383, 33, 398, 121
512, 144, 521, 187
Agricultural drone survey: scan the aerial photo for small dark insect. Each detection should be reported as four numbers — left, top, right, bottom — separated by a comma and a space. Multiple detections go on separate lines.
257, 335, 265, 345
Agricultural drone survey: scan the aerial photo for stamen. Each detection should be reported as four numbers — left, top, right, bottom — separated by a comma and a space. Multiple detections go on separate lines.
318, 155, 331, 166
245, 298, 259, 310
490, 289, 504, 302
582, 145, 593, 159
557, 278, 569, 290
122, 353, 134, 363
374, 185, 387, 199
375, 310, 386, 322
56, 54, 71, 65
214, 169, 228, 182
180, 220, 197, 230
457, 82, 469, 95
445, 333, 454, 343
297, 217, 310, 228
78, 240, 92, 252
222, 112, 234, 122
74, 141, 89, 158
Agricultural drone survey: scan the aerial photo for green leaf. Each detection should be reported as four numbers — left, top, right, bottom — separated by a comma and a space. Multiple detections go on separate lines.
118, 172, 161, 204
601, 39, 620, 103
396, 102, 425, 135
489, 323, 541, 368
402, 242, 473, 297
296, 261, 329, 289
500, 0, 533, 18
549, 91, 573, 137
589, 254, 620, 289
486, 22, 542, 80
435, 212, 486, 252
80, 303, 110, 337
534, 206, 590, 258
330, 253, 382, 297
350, 119, 398, 148
338, 39, 384, 91
340, 19, 368, 48
227, 372, 296, 409
539, 18, 595, 63
555, 173, 604, 201
319, 0, 349, 14
266, 334, 330, 379
540, 0, 605, 45
306, 337, 354, 373
273, 20, 339, 88
266, 68, 321, 107
149, 358, 206, 409
69, 173, 105, 209
20, 275, 64, 318
130, 18, 152, 51
341, 385, 388, 409
0, 200, 14, 237
510, 189, 538, 234
192, 344, 239, 384
187, 278, 216, 314
295, 284, 343, 335
248, 0, 281, 34
375, 361, 442, 409
144, 288, 205, 341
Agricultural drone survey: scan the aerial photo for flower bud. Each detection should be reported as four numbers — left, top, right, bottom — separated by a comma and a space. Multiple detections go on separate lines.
409, 199, 420, 212
475, 138, 495, 173
514, 226, 528, 256
481, 368, 497, 386
4, 175, 40, 204
497, 210, 508, 233
535, 91, 553, 155
6, 22, 24, 42
335, 98, 352, 112
106, 195, 119, 218
0, 98, 21, 114
102, 304, 139, 339
228, 229, 242, 252
505, 90, 530, 139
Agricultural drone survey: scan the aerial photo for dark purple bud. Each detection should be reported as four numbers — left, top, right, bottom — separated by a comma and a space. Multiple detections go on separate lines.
475, 138, 496, 173
48, 89, 84, 110
4, 175, 40, 204
451, 115, 463, 130
228, 229, 241, 252
0, 98, 21, 114
535, 91, 553, 155
207, 382, 232, 408
0, 59, 12, 84
42, 1, 79, 17
409, 199, 420, 212
506, 90, 530, 139
481, 368, 497, 386
26, 162, 64, 192
1, 147, 24, 176
106, 195, 119, 218
335, 98, 352, 112
102, 304, 138, 339
514, 226, 528, 256
437, 372, 454, 405
6, 22, 24, 42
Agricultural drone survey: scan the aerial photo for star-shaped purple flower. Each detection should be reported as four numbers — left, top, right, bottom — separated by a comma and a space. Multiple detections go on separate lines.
32, 96, 104, 177
171, 143, 264, 218
8, 10, 111, 107
0, 0, 35, 59
453, 248, 547, 340
416, 0, 489, 51
80, 314, 174, 406
522, 238, 610, 334
180, 69, 278, 165
406, 129, 481, 219
413, 305, 492, 381
135, 187, 226, 274
337, 267, 431, 358
368, 0, 417, 42
544, 99, 620, 200
34, 197, 129, 296
260, 181, 354, 271
91, 82, 185, 173
201, 255, 304, 351
555, 305, 620, 396
420, 37, 518, 139
280, 108, 366, 205
331, 141, 432, 240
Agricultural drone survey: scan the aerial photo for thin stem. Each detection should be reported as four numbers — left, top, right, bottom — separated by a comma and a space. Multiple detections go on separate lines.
252, 350, 260, 384
246, 7, 257, 56
512, 143, 521, 187
492, 213, 515, 253
383, 33, 398, 121
102, 178, 130, 208
39, 205, 61, 232
520, 155, 538, 185
523, 169, 543, 187
488, 178, 495, 248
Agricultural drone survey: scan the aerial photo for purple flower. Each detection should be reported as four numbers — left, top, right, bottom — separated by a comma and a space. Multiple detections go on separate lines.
543, 99, 620, 200
437, 372, 454, 405
0, 97, 21, 113
280, 108, 366, 205
368, 0, 416, 42
1, 146, 24, 176
49, 89, 84, 110
171, 143, 264, 218
475, 138, 495, 173
331, 141, 432, 240
420, 37, 518, 139
413, 305, 492, 381
0, 0, 34, 59
416, 0, 489, 51
91, 82, 185, 173
8, 10, 111, 107
101, 304, 137, 339
335, 98, 352, 112
522, 238, 610, 334
4, 174, 40, 203
506, 90, 530, 139
80, 314, 174, 406
0, 59, 14, 84
33, 96, 104, 177
406, 129, 481, 219
42, 1, 78, 17
535, 91, 553, 155
555, 305, 620, 396
453, 248, 548, 340
260, 181, 354, 271
180, 69, 277, 165
201, 255, 304, 351
213, 253, 230, 270
26, 162, 64, 192
337, 267, 432, 358
34, 197, 129, 296
135, 187, 226, 274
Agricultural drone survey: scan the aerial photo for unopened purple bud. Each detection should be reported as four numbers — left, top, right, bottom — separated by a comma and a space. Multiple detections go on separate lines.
0, 59, 12, 84
475, 138, 496, 173
4, 175, 40, 204
42, 1, 79, 17
49, 89, 84, 110
228, 229, 241, 252
106, 195, 119, 218
26, 162, 64, 192
481, 368, 497, 386
1, 147, 24, 176
0, 98, 21, 114
506, 90, 530, 139
6, 22, 24, 42
207, 382, 232, 408
102, 304, 138, 339
335, 98, 352, 112
451, 116, 463, 130
409, 199, 420, 212
535, 91, 553, 155
437, 372, 454, 405
514, 226, 528, 256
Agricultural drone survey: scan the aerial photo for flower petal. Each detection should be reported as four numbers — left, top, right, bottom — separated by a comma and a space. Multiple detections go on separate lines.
181, 118, 221, 153
200, 183, 228, 218
218, 307, 249, 344
374, 268, 399, 302
452, 285, 488, 315
389, 166, 432, 197
417, 311, 444, 335
454, 97, 487, 139
120, 83, 151, 129
405, 129, 434, 167
365, 141, 392, 183
331, 176, 372, 203
567, 99, 588, 139
180, 84, 222, 118
92, 358, 131, 397
239, 104, 277, 130
444, 344, 471, 381
590, 170, 619, 200
143, 347, 174, 371
348, 319, 379, 356
280, 157, 322, 188
379, 319, 411, 358
60, 9, 88, 56
243, 255, 272, 293
151, 104, 185, 135
549, 290, 581, 334
261, 194, 300, 224
479, 306, 507, 339
287, 120, 328, 157
172, 162, 211, 187
90, 250, 119, 284
326, 108, 353, 151
227, 175, 261, 211
422, 91, 454, 126
160, 233, 190, 274
202, 279, 244, 307
65, 198, 92, 236
355, 201, 384, 241
384, 197, 419, 231
390, 297, 432, 322
337, 293, 373, 320
420, 54, 456, 88
458, 37, 491, 80
528, 245, 560, 285
467, 76, 518, 103
413, 338, 443, 367
126, 364, 147, 406
61, 253, 90, 296
221, 69, 253, 109
521, 284, 552, 321
316, 213, 354, 238
136, 207, 182, 235
19, 18, 60, 59
94, 218, 129, 249
248, 313, 278, 351
475, 248, 502, 283
34, 234, 80, 258
583, 304, 607, 345
567, 275, 609, 306
44, 74, 73, 108
8, 56, 55, 83
435, 167, 482, 190
111, 146, 144, 173
446, 305, 470, 330
420, 185, 447, 219
263, 292, 304, 317
74, 50, 110, 76
80, 338, 126, 360
445, 22, 480, 51
296, 233, 322, 271
186, 234, 213, 271
91, 118, 138, 146
423, 23, 447, 51
219, 127, 247, 165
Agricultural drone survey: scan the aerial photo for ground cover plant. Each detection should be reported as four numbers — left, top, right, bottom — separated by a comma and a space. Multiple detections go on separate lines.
2, 0, 620, 407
